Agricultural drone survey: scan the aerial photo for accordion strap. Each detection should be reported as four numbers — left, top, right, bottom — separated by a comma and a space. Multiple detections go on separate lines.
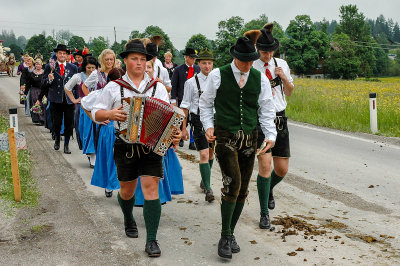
272, 57, 284, 98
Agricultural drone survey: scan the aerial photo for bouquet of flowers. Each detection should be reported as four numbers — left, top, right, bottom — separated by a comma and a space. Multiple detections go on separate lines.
19, 85, 26, 103
30, 102, 42, 114
42, 96, 48, 105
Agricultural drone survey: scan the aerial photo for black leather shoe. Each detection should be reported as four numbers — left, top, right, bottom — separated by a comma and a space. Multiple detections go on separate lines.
268, 191, 275, 210
189, 142, 196, 150
64, 145, 71, 154
125, 220, 138, 238
205, 189, 215, 203
218, 236, 232, 259
231, 235, 240, 253
145, 240, 161, 257
259, 213, 271, 229
54, 139, 60, 151
105, 189, 113, 198
179, 139, 184, 147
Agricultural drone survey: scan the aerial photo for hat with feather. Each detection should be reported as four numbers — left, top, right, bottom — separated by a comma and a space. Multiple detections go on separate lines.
229, 31, 260, 62
256, 23, 280, 52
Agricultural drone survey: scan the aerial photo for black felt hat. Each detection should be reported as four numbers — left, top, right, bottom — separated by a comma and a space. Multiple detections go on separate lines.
183, 47, 198, 58
256, 24, 280, 52
53, 44, 68, 52
146, 43, 159, 57
229, 37, 260, 62
119, 40, 154, 61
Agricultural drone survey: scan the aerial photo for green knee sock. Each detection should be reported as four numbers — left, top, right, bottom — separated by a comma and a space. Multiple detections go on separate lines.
118, 193, 135, 224
221, 199, 236, 236
143, 199, 161, 242
230, 202, 245, 235
199, 163, 211, 190
209, 159, 214, 169
270, 170, 284, 192
257, 174, 271, 215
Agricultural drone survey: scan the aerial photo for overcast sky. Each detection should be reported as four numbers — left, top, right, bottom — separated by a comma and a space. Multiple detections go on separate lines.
1, 0, 399, 49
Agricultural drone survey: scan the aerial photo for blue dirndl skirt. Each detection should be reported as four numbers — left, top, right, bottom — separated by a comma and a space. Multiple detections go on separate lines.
90, 122, 120, 190
74, 103, 83, 150
79, 106, 96, 154
164, 148, 184, 195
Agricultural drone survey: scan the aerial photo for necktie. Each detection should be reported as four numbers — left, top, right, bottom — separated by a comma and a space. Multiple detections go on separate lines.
187, 66, 194, 79
264, 62, 272, 80
238, 72, 246, 88
60, 64, 64, 76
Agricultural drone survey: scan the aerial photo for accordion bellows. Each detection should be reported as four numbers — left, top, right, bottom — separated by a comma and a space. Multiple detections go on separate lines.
119, 97, 185, 156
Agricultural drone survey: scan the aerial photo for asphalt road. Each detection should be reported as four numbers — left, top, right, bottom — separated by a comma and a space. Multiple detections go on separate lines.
0, 75, 399, 265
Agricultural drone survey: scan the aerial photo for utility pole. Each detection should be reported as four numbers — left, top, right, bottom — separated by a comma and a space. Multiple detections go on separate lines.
114, 26, 117, 44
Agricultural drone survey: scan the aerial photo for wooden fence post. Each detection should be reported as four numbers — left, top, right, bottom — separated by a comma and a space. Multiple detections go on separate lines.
7, 128, 21, 202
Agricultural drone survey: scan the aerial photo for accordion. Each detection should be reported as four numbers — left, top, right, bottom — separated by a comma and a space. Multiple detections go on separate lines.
118, 96, 185, 156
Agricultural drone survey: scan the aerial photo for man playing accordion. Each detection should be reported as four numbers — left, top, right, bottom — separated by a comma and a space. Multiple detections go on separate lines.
91, 39, 182, 257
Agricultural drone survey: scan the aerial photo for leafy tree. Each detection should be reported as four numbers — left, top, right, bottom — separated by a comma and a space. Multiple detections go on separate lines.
129, 26, 176, 62
8, 43, 22, 57
335, 4, 377, 77
393, 23, 400, 43
25, 34, 56, 61
282, 15, 329, 75
325, 33, 361, 79
0, 30, 17, 47
90, 36, 109, 58
110, 40, 127, 59
185, 34, 210, 52
214, 16, 244, 67
55, 30, 73, 45
68, 35, 86, 50
373, 42, 390, 76
16, 36, 27, 49
240, 14, 268, 35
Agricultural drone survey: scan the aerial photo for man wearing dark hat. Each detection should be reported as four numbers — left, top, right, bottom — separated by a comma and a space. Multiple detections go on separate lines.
42, 44, 78, 153
91, 39, 181, 257
171, 47, 200, 149
199, 36, 276, 259
252, 23, 294, 230
180, 48, 216, 203
73, 49, 84, 68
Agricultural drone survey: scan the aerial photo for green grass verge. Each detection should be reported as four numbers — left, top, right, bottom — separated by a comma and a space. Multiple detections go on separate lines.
286, 78, 400, 137
0, 115, 40, 213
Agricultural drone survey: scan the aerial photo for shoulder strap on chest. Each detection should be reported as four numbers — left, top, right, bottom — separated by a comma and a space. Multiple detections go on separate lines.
273, 57, 278, 67
113, 78, 141, 94
194, 74, 201, 98
157, 66, 161, 78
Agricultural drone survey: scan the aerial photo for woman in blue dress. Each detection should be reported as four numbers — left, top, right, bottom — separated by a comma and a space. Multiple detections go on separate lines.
83, 68, 124, 197
64, 56, 100, 167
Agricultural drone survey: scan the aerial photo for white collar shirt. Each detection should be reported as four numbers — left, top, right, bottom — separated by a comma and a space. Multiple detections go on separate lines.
199, 61, 277, 142
153, 59, 171, 87
91, 72, 169, 127
180, 72, 209, 115
253, 58, 294, 112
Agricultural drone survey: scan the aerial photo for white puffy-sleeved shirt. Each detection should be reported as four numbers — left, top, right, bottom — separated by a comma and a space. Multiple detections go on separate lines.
253, 58, 293, 112
81, 90, 102, 111
180, 72, 209, 115
84, 69, 106, 90
199, 61, 277, 142
64, 72, 85, 91
154, 58, 171, 88
91, 72, 169, 129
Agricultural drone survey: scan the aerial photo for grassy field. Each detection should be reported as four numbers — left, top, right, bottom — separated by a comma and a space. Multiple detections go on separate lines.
0, 115, 39, 212
286, 77, 400, 137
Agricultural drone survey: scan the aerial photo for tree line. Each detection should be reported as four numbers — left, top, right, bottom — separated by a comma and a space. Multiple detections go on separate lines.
2, 4, 400, 79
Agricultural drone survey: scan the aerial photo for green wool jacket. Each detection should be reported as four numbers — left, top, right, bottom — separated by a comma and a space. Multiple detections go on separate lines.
214, 64, 261, 135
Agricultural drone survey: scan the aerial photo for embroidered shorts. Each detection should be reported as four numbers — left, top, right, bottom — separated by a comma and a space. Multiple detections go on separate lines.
215, 127, 257, 203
